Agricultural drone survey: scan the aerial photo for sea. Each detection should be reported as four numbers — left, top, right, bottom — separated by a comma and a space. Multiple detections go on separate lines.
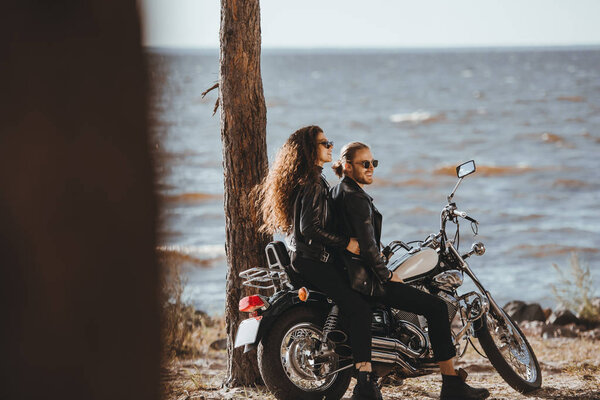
147, 46, 600, 315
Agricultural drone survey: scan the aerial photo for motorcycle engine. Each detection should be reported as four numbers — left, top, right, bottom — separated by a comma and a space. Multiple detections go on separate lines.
371, 307, 392, 336
390, 316, 429, 356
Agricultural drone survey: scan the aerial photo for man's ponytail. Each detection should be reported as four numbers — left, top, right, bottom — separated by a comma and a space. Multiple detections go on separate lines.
332, 159, 345, 178
332, 142, 369, 178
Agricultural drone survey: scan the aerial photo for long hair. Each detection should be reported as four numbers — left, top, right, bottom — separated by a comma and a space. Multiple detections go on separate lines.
332, 142, 369, 178
255, 125, 323, 234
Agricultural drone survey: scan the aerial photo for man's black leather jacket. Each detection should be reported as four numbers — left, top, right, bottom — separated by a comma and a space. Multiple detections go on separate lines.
288, 172, 349, 263
331, 176, 392, 296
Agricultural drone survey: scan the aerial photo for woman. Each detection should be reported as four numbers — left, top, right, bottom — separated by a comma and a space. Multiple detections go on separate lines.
256, 125, 383, 400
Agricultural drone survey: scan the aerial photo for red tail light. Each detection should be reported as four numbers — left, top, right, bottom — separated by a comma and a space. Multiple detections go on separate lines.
239, 295, 266, 312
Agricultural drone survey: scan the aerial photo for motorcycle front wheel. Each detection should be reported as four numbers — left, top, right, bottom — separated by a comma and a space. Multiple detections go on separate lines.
475, 309, 542, 393
257, 306, 352, 400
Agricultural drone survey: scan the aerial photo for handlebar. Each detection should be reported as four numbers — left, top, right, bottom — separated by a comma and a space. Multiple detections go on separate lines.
451, 209, 467, 218
449, 208, 478, 224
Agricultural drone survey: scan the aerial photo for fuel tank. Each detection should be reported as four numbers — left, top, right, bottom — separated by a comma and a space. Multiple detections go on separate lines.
389, 248, 439, 282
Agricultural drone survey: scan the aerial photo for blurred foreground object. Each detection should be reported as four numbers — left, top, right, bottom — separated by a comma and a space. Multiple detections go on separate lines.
0, 1, 159, 399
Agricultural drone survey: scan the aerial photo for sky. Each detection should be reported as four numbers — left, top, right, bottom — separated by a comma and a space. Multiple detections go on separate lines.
140, 0, 600, 49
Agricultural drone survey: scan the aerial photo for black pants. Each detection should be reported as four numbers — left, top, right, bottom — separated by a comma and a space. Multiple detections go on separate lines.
375, 281, 457, 362
293, 255, 372, 363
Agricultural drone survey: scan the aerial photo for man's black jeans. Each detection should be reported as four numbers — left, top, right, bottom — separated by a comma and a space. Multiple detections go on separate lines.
375, 281, 457, 362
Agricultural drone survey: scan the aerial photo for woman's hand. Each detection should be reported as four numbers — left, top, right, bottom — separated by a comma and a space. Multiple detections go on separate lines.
389, 272, 404, 283
346, 237, 360, 255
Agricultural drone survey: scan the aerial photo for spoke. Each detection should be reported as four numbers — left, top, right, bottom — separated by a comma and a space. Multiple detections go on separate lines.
279, 322, 339, 392
487, 313, 537, 383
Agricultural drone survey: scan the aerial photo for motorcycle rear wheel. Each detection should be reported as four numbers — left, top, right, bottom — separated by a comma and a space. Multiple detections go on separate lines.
257, 306, 352, 400
475, 310, 542, 393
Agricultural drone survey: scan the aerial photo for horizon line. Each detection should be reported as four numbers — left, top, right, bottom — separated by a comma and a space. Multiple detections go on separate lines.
144, 43, 600, 52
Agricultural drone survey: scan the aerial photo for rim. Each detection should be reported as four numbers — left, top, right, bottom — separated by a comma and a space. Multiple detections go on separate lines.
279, 322, 339, 391
486, 311, 538, 384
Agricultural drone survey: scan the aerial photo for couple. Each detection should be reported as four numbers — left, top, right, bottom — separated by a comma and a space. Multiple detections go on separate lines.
256, 126, 489, 400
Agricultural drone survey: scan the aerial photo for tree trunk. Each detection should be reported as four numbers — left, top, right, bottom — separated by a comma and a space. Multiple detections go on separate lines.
219, 0, 271, 387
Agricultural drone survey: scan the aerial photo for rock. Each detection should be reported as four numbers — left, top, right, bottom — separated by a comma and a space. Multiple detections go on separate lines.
194, 309, 214, 327
503, 300, 547, 323
209, 338, 227, 350
576, 297, 600, 328
548, 308, 580, 326
504, 300, 526, 319
522, 303, 547, 322
562, 322, 586, 334
519, 320, 544, 337
541, 324, 578, 339
581, 328, 600, 340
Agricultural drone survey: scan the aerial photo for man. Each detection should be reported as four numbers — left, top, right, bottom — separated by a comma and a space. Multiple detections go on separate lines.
331, 142, 490, 400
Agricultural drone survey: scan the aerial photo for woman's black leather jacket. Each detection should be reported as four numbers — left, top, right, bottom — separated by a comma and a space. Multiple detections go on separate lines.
288, 172, 349, 263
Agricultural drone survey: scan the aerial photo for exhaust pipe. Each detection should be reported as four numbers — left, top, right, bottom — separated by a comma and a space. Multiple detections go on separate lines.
333, 344, 352, 358
371, 350, 416, 374
371, 336, 423, 358
325, 330, 348, 344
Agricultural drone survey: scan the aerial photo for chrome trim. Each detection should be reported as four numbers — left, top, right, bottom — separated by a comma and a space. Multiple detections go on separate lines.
371, 350, 417, 374
432, 270, 463, 291
322, 363, 353, 379
371, 332, 426, 359
239, 266, 289, 290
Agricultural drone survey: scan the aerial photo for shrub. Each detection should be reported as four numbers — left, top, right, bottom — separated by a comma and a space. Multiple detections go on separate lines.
550, 253, 599, 322
158, 249, 208, 361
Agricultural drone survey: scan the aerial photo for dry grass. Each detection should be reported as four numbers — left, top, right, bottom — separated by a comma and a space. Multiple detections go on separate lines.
160, 316, 600, 400
550, 252, 599, 322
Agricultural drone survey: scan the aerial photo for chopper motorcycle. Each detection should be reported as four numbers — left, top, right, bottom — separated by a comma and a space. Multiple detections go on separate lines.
234, 160, 542, 399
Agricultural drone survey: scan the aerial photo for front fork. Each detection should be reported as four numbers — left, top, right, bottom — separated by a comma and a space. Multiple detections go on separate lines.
459, 259, 516, 342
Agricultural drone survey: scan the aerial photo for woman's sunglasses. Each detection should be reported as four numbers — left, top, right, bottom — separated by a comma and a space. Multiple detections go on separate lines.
318, 141, 334, 149
354, 159, 379, 169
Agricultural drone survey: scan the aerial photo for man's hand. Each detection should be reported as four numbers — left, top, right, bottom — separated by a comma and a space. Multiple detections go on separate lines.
346, 237, 360, 255
389, 272, 404, 283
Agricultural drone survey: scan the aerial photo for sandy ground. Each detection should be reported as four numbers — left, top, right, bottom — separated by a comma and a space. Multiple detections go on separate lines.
162, 324, 600, 400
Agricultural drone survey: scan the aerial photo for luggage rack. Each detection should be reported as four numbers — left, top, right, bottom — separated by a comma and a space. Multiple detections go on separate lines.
239, 266, 289, 291
239, 241, 292, 292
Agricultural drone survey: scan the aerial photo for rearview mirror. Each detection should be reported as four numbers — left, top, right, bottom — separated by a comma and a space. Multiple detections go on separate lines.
456, 160, 476, 178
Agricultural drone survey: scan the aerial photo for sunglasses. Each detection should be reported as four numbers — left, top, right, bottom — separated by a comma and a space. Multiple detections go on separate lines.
353, 159, 379, 169
318, 140, 334, 149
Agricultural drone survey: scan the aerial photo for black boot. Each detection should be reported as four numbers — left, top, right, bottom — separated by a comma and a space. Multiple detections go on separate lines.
351, 371, 383, 400
440, 374, 490, 400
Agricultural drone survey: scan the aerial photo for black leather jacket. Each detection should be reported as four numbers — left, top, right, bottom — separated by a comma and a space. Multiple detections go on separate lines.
288, 171, 349, 263
331, 176, 392, 296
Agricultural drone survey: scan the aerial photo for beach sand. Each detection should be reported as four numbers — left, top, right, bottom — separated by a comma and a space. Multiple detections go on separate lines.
161, 317, 600, 400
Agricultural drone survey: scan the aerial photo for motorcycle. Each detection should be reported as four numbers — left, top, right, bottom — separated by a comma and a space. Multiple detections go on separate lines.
234, 160, 542, 399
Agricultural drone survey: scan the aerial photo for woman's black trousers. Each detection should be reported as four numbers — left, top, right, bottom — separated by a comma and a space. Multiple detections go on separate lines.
293, 255, 373, 364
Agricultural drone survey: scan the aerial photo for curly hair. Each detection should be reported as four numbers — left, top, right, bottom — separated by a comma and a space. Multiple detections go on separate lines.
254, 125, 323, 234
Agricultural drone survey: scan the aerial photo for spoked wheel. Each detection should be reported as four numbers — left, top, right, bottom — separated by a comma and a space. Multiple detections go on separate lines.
475, 309, 542, 393
258, 306, 352, 400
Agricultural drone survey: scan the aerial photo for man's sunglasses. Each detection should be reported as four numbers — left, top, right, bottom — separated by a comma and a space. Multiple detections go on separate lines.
353, 159, 379, 169
318, 141, 334, 149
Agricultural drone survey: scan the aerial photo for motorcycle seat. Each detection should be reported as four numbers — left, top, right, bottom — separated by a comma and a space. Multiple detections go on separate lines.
265, 241, 322, 291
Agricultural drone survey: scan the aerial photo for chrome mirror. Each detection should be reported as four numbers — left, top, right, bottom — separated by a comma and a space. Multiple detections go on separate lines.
456, 160, 476, 178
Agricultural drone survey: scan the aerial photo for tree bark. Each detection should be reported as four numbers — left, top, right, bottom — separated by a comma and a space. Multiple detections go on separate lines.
219, 0, 271, 387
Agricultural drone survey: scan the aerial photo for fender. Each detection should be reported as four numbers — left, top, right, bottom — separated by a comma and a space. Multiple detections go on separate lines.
243, 289, 332, 352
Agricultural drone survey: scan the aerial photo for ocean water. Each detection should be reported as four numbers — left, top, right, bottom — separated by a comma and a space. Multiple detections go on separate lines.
148, 47, 600, 315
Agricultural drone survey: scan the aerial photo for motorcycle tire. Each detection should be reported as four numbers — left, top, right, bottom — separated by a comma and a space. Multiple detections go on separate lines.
257, 306, 352, 400
475, 310, 542, 393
